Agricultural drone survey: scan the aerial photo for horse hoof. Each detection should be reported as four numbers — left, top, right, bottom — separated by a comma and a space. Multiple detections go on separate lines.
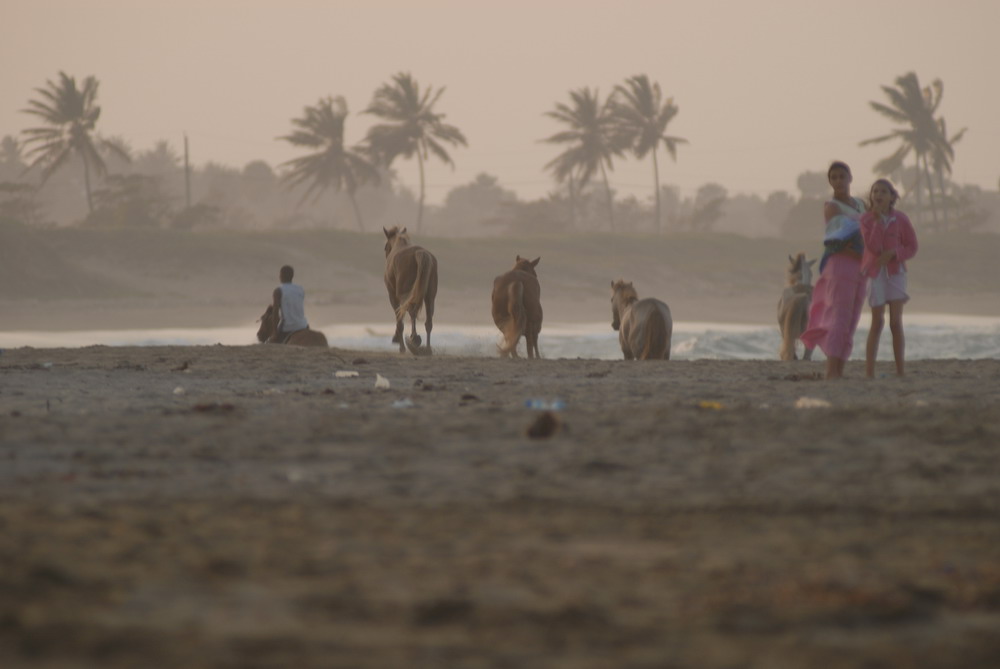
392, 333, 402, 344
405, 335, 422, 355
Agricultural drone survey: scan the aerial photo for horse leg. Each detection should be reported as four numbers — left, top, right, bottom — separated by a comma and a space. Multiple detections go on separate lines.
423, 296, 434, 355
405, 310, 422, 355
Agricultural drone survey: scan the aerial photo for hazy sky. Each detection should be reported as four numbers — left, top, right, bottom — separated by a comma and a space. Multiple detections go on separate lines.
2, 0, 998, 205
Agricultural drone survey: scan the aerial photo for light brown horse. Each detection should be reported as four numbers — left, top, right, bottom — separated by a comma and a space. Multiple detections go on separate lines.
492, 255, 543, 358
777, 252, 815, 361
610, 279, 672, 360
384, 226, 438, 355
256, 305, 328, 346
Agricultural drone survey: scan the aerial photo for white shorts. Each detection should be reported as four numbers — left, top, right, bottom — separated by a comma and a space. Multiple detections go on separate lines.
868, 268, 909, 308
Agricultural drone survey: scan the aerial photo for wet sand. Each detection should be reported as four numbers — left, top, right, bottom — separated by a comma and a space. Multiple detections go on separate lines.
2, 344, 1000, 668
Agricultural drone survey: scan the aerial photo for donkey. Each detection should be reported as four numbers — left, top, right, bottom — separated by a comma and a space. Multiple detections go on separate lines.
777, 252, 816, 361
384, 226, 438, 355
492, 255, 543, 358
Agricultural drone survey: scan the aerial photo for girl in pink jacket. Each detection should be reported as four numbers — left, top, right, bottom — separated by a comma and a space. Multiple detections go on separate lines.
859, 179, 918, 377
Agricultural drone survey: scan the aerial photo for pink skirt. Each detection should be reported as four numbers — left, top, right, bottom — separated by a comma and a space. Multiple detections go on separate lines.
800, 254, 867, 360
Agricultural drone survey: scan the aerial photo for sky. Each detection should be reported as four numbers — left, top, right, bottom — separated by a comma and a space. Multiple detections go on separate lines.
2, 0, 999, 205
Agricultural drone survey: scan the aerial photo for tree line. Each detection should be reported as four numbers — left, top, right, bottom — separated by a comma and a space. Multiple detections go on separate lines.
0, 70, 995, 235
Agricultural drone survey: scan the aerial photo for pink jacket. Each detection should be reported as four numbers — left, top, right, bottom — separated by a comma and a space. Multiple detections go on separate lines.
859, 210, 918, 278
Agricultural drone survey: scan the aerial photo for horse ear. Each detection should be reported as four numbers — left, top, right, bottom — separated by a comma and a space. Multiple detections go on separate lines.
788, 254, 794, 264
401, 227, 407, 235
808, 259, 817, 268
516, 254, 523, 262
383, 227, 391, 239
530, 257, 540, 267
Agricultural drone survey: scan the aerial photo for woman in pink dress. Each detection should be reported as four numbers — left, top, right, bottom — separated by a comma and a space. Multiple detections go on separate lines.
800, 161, 868, 379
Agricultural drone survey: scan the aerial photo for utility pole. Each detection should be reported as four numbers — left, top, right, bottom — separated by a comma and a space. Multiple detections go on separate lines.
184, 133, 191, 209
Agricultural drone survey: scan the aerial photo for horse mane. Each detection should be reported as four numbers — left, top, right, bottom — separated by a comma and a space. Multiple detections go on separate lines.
612, 279, 639, 306
384, 225, 411, 252
787, 253, 805, 285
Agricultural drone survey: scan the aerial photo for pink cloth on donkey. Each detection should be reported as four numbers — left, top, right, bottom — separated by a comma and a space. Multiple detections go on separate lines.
800, 254, 867, 360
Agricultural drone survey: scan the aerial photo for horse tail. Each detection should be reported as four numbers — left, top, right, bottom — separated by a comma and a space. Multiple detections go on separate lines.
499, 280, 525, 357
395, 249, 432, 322
639, 306, 669, 360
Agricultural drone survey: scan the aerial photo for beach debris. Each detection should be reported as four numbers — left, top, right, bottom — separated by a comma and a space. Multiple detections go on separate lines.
192, 402, 236, 413
697, 400, 724, 410
352, 358, 369, 365
391, 398, 415, 409
527, 411, 561, 439
173, 386, 186, 396
335, 370, 360, 378
524, 398, 565, 410
261, 388, 284, 395
375, 374, 391, 390
41, 362, 53, 369
794, 396, 832, 409
285, 468, 306, 483
172, 361, 190, 372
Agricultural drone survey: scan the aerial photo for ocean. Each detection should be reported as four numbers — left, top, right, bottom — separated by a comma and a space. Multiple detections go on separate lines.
1, 313, 997, 360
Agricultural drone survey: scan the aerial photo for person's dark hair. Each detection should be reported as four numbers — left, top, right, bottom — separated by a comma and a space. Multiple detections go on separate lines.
827, 161, 852, 179
868, 178, 899, 211
280, 265, 294, 282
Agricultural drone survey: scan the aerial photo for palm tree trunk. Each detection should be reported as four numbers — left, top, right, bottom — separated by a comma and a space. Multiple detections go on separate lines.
600, 161, 615, 231
416, 151, 426, 233
651, 148, 662, 234
568, 173, 577, 229
922, 154, 940, 230
348, 190, 365, 232
911, 158, 923, 227
936, 167, 950, 230
82, 157, 94, 214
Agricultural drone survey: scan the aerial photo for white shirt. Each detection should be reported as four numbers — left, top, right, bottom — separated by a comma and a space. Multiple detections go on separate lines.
278, 283, 308, 332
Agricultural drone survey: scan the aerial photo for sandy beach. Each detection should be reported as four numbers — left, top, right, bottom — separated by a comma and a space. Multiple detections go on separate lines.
2, 343, 1000, 668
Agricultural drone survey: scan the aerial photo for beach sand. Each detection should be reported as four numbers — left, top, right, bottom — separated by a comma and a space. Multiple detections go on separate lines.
2, 344, 999, 668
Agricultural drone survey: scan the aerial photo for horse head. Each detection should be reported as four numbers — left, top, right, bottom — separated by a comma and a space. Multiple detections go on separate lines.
513, 255, 540, 276
256, 305, 275, 343
383, 225, 410, 257
610, 279, 638, 331
787, 253, 816, 287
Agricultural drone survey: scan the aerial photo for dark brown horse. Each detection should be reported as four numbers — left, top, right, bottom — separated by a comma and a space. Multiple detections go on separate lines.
492, 255, 542, 358
384, 226, 438, 355
256, 305, 328, 346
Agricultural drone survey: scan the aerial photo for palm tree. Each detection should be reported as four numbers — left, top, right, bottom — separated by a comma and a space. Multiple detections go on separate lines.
20, 71, 130, 214
860, 72, 957, 227
364, 72, 467, 232
278, 96, 380, 231
611, 75, 687, 233
543, 87, 626, 230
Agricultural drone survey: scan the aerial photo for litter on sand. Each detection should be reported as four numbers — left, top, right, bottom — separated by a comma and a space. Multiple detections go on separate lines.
375, 374, 391, 390
334, 370, 359, 378
794, 396, 833, 409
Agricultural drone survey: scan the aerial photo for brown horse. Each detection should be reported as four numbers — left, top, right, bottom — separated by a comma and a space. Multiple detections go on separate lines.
492, 255, 543, 358
256, 305, 328, 346
777, 252, 815, 361
384, 226, 438, 355
610, 279, 672, 360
